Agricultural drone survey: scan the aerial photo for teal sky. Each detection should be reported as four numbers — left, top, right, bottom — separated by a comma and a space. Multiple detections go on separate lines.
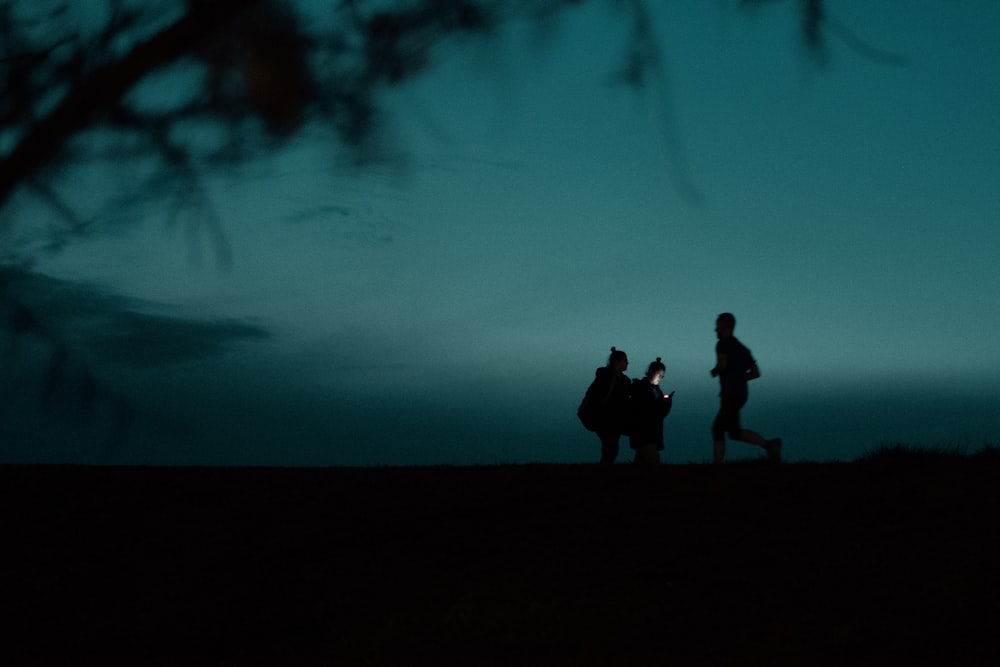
5, 0, 1000, 465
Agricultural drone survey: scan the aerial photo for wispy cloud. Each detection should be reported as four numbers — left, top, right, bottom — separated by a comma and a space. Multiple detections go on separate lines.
2, 268, 271, 368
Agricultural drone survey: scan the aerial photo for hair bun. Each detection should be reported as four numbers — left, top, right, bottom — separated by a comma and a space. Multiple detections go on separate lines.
611, 346, 617, 352
656, 357, 662, 363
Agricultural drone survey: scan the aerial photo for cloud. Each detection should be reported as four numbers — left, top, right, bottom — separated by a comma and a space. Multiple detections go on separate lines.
2, 268, 271, 368
89, 311, 270, 368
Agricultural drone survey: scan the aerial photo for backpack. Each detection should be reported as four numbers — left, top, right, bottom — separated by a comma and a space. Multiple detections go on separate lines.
577, 371, 614, 432
577, 391, 601, 431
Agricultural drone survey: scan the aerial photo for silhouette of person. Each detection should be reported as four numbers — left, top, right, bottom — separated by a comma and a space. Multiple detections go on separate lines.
710, 313, 782, 464
629, 357, 674, 465
588, 347, 632, 464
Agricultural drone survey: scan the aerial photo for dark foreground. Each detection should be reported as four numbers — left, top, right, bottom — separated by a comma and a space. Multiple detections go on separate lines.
3, 456, 999, 666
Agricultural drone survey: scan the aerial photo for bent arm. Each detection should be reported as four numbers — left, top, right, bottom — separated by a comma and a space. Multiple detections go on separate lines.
711, 352, 726, 377
660, 394, 673, 418
747, 362, 761, 381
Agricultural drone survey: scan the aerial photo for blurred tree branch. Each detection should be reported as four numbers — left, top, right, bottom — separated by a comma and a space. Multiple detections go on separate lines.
1, 0, 528, 228
1, 0, 903, 247
1, 0, 594, 447
2, 0, 903, 231
1, 0, 903, 451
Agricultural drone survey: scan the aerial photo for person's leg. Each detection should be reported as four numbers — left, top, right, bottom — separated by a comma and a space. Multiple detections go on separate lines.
713, 439, 726, 464
725, 394, 767, 454
735, 429, 767, 446
712, 397, 738, 464
729, 395, 781, 462
599, 431, 619, 464
634, 444, 660, 465
766, 437, 782, 462
733, 429, 781, 462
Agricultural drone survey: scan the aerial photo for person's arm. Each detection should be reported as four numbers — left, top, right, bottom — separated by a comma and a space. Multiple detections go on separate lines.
660, 391, 673, 418
711, 352, 727, 377
747, 361, 761, 381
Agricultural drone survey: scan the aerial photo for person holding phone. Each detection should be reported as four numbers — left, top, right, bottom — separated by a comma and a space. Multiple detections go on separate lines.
628, 357, 674, 465
710, 312, 782, 464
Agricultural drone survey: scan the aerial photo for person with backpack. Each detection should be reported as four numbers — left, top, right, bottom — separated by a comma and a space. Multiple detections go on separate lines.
578, 347, 632, 464
710, 312, 782, 464
628, 357, 674, 465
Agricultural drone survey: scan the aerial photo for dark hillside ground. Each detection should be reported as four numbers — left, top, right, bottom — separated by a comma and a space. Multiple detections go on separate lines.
3, 454, 999, 665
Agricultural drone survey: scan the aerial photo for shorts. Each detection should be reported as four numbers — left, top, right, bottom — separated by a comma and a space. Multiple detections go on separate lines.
712, 393, 748, 440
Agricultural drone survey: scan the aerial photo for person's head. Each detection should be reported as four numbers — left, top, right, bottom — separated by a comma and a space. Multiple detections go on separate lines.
646, 357, 666, 385
608, 346, 629, 373
715, 312, 736, 339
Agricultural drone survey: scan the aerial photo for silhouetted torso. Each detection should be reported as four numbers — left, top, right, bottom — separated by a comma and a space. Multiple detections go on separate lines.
629, 378, 671, 450
716, 336, 754, 397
